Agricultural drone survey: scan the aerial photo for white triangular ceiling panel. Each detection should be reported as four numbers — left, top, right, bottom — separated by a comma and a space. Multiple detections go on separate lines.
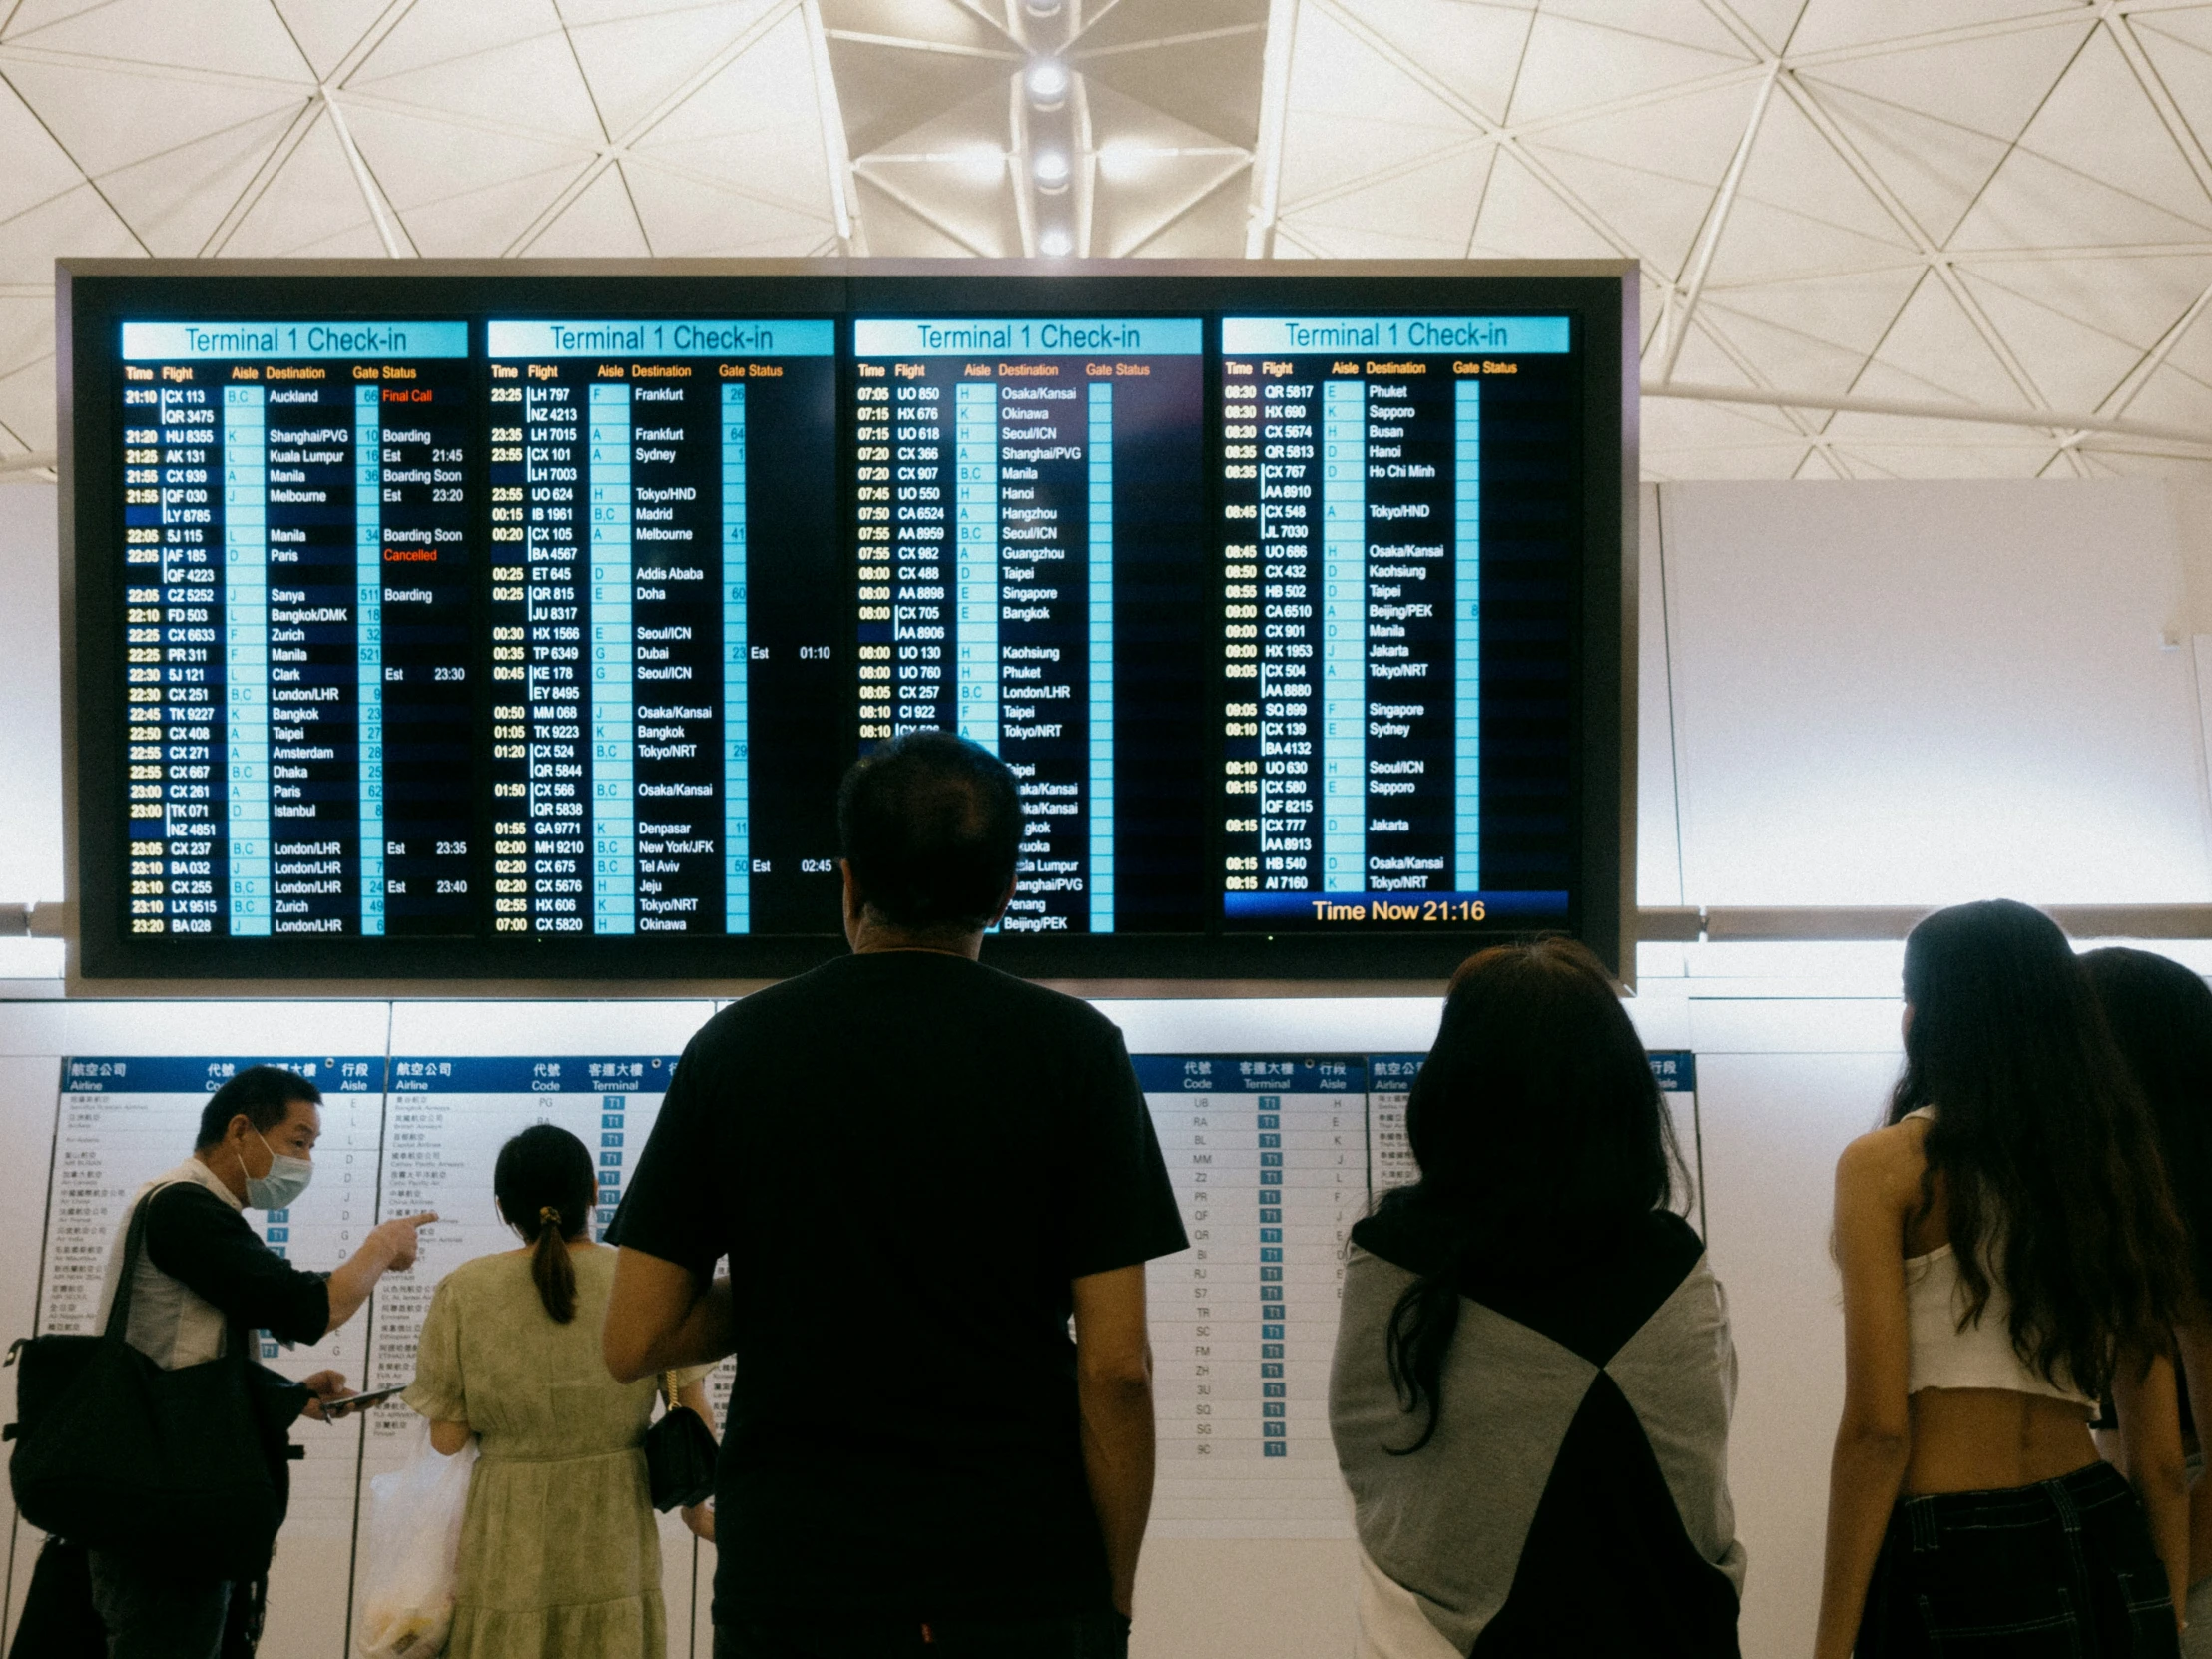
1949, 145, 2212, 252
1788, 0, 2084, 62
1505, 11, 1753, 126
268, 0, 393, 80
1854, 273, 2031, 408
1794, 18, 2088, 142
347, 0, 606, 145
1329, 0, 1534, 127
2010, 25, 2212, 229
522, 163, 650, 256
1279, 144, 1488, 257
0, 180, 142, 279
0, 73, 91, 221
1794, 79, 2011, 246
620, 159, 831, 256
1953, 269, 2144, 410
565, 0, 787, 139
216, 109, 380, 257
390, 161, 583, 258
97, 103, 308, 257
1468, 148, 1625, 259
6, 0, 311, 77
2, 57, 307, 175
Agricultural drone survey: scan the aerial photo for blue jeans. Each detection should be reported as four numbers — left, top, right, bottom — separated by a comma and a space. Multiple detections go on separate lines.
715, 1610, 1131, 1658
86, 1552, 230, 1659
1858, 1459, 2179, 1656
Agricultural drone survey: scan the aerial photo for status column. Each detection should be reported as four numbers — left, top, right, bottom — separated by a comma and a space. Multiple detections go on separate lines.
355, 385, 385, 935
1087, 382, 1114, 933
589, 383, 635, 936
722, 383, 750, 933
1453, 380, 1480, 895
223, 385, 270, 936
1321, 380, 1366, 895
955, 381, 999, 749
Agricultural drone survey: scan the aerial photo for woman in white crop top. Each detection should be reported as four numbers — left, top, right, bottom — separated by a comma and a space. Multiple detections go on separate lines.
1815, 900, 2193, 1659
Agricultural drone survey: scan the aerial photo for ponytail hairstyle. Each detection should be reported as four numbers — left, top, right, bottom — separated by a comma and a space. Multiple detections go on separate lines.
1377, 939, 1682, 1452
493, 1124, 596, 1324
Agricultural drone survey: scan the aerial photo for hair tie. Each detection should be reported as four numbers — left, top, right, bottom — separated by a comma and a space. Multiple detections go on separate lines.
539, 1205, 560, 1227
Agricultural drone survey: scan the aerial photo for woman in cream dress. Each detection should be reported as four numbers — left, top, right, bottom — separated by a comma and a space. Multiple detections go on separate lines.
404, 1124, 712, 1659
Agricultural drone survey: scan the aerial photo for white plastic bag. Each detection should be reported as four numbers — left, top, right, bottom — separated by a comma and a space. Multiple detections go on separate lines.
355, 1419, 478, 1659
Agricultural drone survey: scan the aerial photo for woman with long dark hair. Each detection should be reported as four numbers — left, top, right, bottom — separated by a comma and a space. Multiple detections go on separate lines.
2085, 946, 2212, 1655
404, 1124, 714, 1658
1330, 939, 1744, 1656
1817, 901, 2191, 1659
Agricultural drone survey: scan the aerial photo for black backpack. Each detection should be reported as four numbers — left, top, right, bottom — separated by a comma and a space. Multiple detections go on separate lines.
6, 1186, 308, 1581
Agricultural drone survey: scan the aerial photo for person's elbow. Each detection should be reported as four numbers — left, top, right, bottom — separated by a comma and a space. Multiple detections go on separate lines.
602, 1307, 655, 1385
1078, 1340, 1154, 1399
1834, 1405, 1911, 1466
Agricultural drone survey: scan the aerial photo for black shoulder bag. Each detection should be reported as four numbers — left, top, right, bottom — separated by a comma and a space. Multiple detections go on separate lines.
6, 1187, 307, 1581
644, 1372, 718, 1511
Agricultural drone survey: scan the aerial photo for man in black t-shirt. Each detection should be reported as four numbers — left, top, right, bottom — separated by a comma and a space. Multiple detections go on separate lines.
605, 733, 1187, 1659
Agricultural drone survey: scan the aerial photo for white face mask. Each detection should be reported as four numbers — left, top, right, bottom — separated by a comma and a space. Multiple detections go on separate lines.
240, 1128, 313, 1211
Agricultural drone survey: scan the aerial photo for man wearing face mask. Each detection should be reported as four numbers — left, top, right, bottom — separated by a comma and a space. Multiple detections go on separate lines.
88, 1063, 436, 1657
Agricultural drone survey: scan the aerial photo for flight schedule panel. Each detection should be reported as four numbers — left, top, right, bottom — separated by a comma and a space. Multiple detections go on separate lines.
484, 319, 844, 938
1218, 315, 1580, 934
119, 320, 476, 941
850, 317, 1211, 935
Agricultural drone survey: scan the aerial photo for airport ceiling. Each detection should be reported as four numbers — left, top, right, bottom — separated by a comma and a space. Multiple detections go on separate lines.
8, 0, 2212, 479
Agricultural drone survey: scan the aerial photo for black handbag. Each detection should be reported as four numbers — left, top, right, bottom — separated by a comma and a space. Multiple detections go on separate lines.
6, 1188, 308, 1581
644, 1372, 718, 1511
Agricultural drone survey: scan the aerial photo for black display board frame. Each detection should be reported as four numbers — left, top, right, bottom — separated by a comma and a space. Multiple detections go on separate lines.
60, 259, 1636, 988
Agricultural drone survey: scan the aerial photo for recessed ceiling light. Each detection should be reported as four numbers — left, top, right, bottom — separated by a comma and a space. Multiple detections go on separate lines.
1028, 60, 1069, 103
1039, 229, 1073, 257
1033, 150, 1071, 186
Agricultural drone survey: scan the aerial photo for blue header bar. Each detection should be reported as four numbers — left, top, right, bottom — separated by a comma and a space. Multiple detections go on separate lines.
1220, 315, 1571, 355
487, 319, 832, 358
388, 1056, 678, 1093
854, 317, 1202, 357
1132, 1054, 1368, 1094
122, 321, 468, 361
64, 1056, 385, 1093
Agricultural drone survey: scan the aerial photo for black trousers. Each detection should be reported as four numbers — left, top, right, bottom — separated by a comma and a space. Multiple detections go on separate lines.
1858, 1459, 2179, 1656
715, 1610, 1130, 1659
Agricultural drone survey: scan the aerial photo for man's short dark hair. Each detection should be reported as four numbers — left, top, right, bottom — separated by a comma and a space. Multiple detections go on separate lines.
196, 1065, 321, 1151
837, 732, 1020, 930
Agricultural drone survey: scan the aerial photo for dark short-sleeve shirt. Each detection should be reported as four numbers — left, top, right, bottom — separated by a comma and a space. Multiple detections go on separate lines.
610, 951, 1188, 1622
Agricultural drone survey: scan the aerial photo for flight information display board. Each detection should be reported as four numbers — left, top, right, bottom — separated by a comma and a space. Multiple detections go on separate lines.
67, 266, 1630, 981
850, 317, 1209, 934
1218, 316, 1578, 932
483, 319, 842, 938
120, 320, 475, 940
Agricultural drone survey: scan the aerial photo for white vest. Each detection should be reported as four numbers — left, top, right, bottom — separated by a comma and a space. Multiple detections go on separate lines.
93, 1159, 244, 1370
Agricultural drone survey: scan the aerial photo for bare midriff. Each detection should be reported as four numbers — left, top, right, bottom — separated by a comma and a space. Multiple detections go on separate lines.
1904, 1386, 2099, 1494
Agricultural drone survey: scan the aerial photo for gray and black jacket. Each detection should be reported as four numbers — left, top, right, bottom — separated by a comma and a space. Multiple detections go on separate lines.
1331, 1208, 1746, 1657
